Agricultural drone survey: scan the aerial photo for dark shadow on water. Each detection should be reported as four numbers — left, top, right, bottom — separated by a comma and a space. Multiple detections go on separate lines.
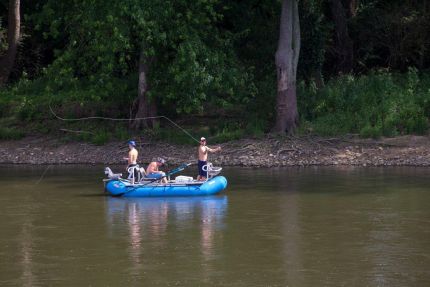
76, 193, 110, 197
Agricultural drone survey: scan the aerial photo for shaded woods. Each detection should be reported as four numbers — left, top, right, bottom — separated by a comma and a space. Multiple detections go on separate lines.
1, 0, 430, 142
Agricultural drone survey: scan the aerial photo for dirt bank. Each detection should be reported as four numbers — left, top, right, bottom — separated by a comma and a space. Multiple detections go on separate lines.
1, 134, 430, 167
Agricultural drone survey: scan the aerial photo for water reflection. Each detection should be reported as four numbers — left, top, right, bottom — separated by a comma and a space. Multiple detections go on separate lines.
20, 220, 37, 287
3, 166, 430, 286
200, 198, 225, 260
105, 196, 228, 277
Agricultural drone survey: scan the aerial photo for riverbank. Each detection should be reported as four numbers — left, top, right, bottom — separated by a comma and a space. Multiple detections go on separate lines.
1, 134, 430, 167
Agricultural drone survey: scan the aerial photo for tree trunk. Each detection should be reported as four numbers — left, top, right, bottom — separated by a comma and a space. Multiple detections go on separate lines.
329, 0, 353, 74
273, 0, 301, 135
342, 0, 359, 18
0, 0, 20, 86
131, 49, 157, 130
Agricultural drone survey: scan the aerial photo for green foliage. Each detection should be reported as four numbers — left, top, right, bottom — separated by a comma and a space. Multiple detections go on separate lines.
151, 127, 198, 145
244, 118, 266, 138
27, 0, 255, 117
299, 69, 430, 137
113, 126, 130, 142
221, 0, 279, 124
298, 0, 329, 80
310, 114, 353, 136
2, 0, 430, 141
91, 130, 110, 145
352, 1, 430, 71
360, 125, 382, 139
0, 74, 135, 125
0, 127, 25, 140
210, 128, 244, 143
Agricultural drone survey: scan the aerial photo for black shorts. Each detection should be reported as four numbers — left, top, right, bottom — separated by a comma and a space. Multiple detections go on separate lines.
127, 164, 139, 179
198, 160, 207, 177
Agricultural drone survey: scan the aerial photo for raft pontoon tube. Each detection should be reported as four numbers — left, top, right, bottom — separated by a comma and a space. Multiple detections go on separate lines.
105, 176, 228, 197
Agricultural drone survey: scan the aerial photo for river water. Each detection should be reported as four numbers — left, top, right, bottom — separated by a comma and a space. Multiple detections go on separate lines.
0, 165, 429, 286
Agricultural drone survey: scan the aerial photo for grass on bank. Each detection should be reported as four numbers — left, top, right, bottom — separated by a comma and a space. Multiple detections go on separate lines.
0, 127, 25, 140
298, 69, 430, 138
1, 69, 430, 143
54, 118, 266, 146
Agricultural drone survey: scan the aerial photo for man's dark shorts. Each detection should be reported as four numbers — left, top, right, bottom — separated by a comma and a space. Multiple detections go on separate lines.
127, 164, 139, 179
198, 160, 207, 177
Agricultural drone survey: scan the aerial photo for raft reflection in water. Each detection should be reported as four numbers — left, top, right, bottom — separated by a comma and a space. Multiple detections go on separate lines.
105, 196, 228, 272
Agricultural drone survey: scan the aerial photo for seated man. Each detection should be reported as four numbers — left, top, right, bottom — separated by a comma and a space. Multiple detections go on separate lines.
146, 157, 168, 183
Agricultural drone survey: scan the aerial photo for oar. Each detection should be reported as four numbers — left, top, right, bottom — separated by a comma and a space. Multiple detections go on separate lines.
139, 163, 192, 187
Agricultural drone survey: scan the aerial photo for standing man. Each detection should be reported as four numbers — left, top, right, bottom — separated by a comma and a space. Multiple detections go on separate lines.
197, 137, 221, 181
124, 140, 139, 183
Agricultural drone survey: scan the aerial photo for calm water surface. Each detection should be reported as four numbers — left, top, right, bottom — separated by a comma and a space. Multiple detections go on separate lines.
0, 165, 429, 286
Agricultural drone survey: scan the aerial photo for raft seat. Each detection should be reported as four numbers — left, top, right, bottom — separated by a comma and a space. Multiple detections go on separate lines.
202, 163, 222, 178
105, 167, 122, 179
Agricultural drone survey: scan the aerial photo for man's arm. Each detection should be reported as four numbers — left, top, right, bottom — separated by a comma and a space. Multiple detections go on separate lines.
207, 146, 221, 153
146, 163, 155, 174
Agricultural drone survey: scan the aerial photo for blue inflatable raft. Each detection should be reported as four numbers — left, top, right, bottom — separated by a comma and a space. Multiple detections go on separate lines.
105, 176, 228, 197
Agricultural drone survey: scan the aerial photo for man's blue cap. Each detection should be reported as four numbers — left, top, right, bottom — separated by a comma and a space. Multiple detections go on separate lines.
128, 140, 136, 147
